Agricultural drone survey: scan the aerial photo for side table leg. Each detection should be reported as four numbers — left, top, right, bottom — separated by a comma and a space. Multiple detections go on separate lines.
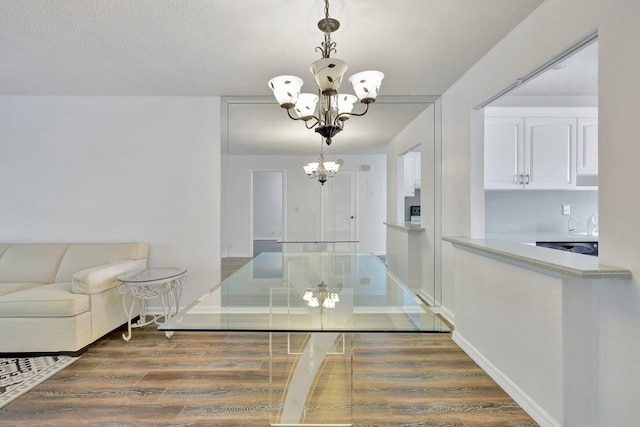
162, 278, 183, 339
121, 290, 136, 342
161, 287, 174, 339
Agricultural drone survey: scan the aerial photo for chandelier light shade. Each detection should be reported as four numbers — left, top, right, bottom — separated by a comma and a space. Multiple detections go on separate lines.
337, 94, 358, 119
349, 71, 385, 104
268, 0, 384, 146
268, 76, 304, 109
310, 58, 348, 95
293, 93, 319, 119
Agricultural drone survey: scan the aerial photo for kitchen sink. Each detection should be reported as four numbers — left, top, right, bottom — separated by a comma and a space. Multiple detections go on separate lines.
536, 241, 598, 256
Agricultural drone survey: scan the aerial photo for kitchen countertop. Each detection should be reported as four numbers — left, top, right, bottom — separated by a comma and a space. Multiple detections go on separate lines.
485, 232, 598, 243
384, 222, 425, 232
443, 236, 631, 279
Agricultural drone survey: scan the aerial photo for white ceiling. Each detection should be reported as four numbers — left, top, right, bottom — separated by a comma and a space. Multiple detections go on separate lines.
0, 0, 545, 153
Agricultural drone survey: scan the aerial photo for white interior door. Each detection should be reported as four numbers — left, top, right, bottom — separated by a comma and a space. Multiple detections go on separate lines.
251, 170, 285, 256
323, 170, 357, 252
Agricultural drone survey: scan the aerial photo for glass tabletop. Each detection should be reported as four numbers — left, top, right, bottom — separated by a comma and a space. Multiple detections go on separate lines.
118, 267, 187, 283
160, 252, 450, 333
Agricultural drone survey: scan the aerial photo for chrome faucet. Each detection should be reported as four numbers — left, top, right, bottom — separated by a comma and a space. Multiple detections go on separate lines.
568, 217, 577, 234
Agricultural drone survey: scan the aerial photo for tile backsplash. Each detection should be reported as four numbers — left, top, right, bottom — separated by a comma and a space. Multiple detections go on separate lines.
485, 190, 598, 234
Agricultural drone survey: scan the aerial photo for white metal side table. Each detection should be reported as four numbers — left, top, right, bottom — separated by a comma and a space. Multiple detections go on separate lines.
117, 267, 187, 341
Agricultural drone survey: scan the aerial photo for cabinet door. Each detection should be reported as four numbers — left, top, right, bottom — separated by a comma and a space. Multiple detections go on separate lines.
577, 117, 598, 175
484, 117, 524, 189
524, 117, 576, 189
413, 151, 421, 189
403, 154, 415, 197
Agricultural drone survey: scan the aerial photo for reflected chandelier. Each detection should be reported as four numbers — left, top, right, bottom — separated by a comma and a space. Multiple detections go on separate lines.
268, 0, 384, 146
304, 138, 341, 185
303, 281, 340, 309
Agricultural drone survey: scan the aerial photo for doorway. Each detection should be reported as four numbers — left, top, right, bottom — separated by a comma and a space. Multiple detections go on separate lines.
322, 169, 357, 252
251, 170, 285, 257
397, 145, 421, 224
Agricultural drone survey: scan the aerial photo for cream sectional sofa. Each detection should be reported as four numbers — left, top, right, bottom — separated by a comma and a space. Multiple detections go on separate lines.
0, 243, 148, 354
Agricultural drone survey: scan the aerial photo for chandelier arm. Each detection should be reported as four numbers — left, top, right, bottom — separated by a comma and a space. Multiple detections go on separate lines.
285, 108, 320, 128
304, 116, 320, 129
334, 103, 370, 123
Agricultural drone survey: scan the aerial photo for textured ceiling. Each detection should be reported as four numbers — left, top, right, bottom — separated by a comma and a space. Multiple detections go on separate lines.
510, 41, 598, 96
0, 0, 546, 153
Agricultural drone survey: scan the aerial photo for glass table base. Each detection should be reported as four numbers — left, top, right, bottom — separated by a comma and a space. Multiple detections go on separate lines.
269, 332, 353, 426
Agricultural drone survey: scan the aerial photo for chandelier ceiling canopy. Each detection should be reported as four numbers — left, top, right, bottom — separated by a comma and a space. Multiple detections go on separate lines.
268, 0, 384, 146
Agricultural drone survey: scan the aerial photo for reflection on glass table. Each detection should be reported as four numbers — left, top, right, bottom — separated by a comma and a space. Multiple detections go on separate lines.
160, 252, 449, 333
160, 252, 449, 426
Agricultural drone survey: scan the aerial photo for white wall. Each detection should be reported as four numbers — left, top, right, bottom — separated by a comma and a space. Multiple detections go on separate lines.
0, 96, 221, 307
224, 153, 386, 257
453, 250, 563, 423
595, 0, 640, 422
440, 0, 640, 423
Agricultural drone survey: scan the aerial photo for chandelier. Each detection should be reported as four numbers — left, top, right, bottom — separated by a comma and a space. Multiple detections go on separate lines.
302, 281, 340, 309
303, 138, 341, 185
268, 0, 384, 146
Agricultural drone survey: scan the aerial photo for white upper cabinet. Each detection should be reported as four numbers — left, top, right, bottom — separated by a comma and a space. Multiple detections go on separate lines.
484, 108, 597, 190
485, 117, 524, 189
524, 117, 576, 189
403, 151, 421, 196
576, 117, 598, 176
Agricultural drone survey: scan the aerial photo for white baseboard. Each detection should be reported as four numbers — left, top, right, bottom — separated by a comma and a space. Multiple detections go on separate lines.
452, 331, 560, 427
414, 289, 455, 326
436, 304, 455, 325
414, 288, 435, 306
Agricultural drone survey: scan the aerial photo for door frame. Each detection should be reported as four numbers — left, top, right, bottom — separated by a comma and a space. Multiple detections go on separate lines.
249, 169, 287, 257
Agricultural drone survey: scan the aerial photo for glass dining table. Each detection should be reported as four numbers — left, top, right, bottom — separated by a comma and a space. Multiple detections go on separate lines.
160, 252, 450, 426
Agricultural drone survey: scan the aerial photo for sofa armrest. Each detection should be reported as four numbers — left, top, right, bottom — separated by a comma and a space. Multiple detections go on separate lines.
72, 258, 148, 294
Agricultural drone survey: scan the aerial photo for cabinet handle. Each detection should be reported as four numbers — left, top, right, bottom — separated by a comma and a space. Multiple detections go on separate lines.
525, 174, 530, 184
515, 174, 522, 184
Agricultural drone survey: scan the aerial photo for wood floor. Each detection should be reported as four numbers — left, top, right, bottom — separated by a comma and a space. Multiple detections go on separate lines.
1, 330, 538, 426
0, 258, 539, 426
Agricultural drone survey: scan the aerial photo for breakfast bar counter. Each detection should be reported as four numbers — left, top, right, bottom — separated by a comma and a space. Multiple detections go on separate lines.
443, 236, 630, 279
443, 236, 631, 425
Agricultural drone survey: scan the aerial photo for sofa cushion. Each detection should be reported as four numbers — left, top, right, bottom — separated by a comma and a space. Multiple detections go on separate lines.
0, 282, 89, 317
55, 243, 149, 282
0, 282, 49, 298
0, 244, 69, 283
72, 258, 147, 294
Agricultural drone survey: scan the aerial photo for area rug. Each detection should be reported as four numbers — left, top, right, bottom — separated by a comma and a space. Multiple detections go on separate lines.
0, 355, 78, 409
